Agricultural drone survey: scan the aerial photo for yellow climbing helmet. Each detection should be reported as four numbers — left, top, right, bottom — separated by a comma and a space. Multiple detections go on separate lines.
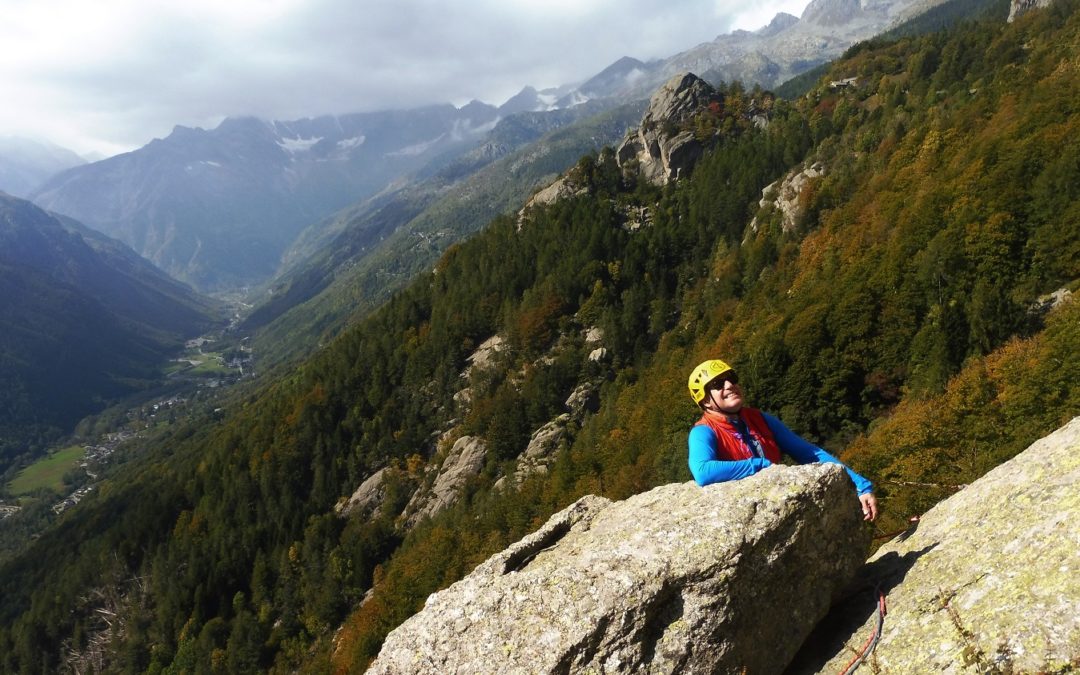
688, 359, 735, 406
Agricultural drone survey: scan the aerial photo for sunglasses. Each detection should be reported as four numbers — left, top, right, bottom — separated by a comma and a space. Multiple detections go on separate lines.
708, 372, 739, 391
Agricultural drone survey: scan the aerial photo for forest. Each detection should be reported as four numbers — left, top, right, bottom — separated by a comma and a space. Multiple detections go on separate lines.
1, 1, 1078, 672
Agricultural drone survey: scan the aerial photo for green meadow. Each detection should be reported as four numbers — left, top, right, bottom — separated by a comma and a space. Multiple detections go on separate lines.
7, 445, 85, 496
164, 350, 233, 377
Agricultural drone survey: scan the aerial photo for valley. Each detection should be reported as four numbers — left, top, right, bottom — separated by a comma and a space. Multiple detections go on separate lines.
0, 315, 254, 556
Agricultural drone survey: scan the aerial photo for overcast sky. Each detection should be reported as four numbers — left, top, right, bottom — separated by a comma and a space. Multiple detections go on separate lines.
1, 0, 811, 158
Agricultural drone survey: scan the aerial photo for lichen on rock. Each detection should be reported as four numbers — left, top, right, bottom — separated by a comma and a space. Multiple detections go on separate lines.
368, 463, 871, 674
790, 416, 1080, 674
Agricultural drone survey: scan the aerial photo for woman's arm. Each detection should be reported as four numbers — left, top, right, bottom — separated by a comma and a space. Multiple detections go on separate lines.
761, 413, 874, 495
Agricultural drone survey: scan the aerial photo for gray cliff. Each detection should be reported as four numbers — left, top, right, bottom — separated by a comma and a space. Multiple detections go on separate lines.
368, 463, 871, 674
616, 73, 721, 186
1009, 0, 1055, 21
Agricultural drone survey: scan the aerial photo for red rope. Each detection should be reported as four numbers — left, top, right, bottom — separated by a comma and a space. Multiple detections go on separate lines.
838, 587, 887, 674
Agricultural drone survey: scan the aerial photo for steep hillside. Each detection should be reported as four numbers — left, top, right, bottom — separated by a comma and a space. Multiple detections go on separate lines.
0, 195, 221, 473
324, 2, 1080, 667
0, 1, 1077, 672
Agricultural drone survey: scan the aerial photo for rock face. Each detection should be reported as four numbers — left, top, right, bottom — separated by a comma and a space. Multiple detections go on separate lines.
404, 436, 488, 526
455, 335, 508, 406
790, 416, 1080, 674
511, 381, 601, 485
517, 176, 589, 228
511, 414, 572, 484
461, 334, 506, 378
751, 161, 827, 234
1009, 0, 1054, 21
336, 467, 392, 519
368, 463, 871, 674
616, 73, 720, 186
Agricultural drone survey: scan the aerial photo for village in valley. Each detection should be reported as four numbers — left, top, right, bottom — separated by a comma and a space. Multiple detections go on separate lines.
0, 328, 255, 526
47, 429, 136, 515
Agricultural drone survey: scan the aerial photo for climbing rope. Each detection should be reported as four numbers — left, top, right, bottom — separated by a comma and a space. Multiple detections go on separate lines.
838, 586, 887, 675
883, 479, 966, 490
873, 515, 921, 541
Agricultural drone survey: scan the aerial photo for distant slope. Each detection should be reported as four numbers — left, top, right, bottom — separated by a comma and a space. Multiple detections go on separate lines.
775, 0, 1009, 98
0, 137, 85, 198
0, 194, 221, 472
30, 106, 502, 292
246, 100, 646, 366
276, 102, 622, 271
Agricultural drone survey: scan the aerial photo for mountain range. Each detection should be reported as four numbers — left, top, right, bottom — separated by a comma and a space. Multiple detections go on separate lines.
244, 100, 647, 365
26, 0, 956, 297
29, 106, 507, 291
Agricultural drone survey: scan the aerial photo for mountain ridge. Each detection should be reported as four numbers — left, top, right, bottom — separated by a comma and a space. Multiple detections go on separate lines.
30, 104, 504, 291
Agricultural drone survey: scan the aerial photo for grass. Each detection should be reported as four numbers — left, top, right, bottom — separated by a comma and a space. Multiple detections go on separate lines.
164, 350, 233, 377
7, 445, 85, 496
189, 353, 232, 376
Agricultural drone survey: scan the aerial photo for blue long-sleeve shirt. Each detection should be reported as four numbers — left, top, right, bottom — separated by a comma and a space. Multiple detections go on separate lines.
688, 412, 873, 494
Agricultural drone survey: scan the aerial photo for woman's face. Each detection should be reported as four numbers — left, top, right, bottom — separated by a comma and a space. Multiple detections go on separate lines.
705, 376, 743, 414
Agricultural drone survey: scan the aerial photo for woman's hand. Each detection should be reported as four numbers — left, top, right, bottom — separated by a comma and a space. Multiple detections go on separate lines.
859, 493, 878, 521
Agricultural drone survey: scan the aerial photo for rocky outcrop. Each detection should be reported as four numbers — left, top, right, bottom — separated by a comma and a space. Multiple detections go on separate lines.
517, 176, 589, 229
1008, 0, 1054, 21
510, 381, 602, 485
462, 334, 506, 376
564, 380, 601, 417
1031, 286, 1073, 314
336, 467, 393, 519
455, 334, 507, 406
750, 161, 826, 234
616, 73, 720, 186
403, 436, 488, 526
588, 346, 610, 362
791, 417, 1080, 674
369, 463, 871, 674
511, 414, 572, 485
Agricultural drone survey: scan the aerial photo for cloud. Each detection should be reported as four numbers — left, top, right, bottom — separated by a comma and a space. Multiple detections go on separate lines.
0, 0, 807, 156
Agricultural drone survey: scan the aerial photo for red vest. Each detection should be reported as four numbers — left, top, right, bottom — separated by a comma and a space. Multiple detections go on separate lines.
695, 407, 782, 463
